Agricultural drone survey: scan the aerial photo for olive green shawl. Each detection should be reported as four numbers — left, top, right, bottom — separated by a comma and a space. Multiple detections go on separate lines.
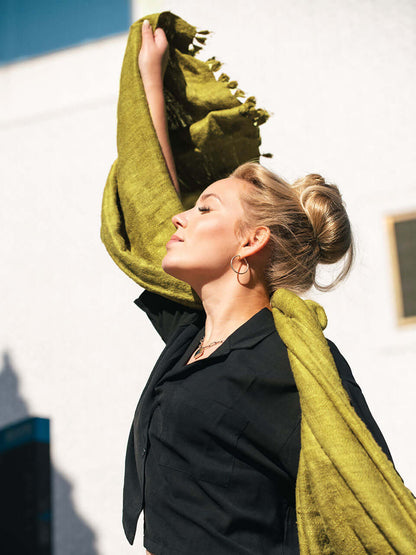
101, 11, 268, 308
101, 12, 416, 553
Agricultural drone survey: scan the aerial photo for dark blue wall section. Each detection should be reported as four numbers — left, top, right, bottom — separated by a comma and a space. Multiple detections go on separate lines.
0, 0, 131, 65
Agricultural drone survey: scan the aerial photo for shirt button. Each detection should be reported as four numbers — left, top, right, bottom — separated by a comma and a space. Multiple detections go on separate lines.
142, 447, 147, 457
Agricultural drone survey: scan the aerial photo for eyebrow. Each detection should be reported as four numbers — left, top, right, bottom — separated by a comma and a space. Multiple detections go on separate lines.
199, 193, 222, 203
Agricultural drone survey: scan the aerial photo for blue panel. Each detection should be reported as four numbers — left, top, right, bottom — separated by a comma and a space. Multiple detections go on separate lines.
0, 417, 50, 452
0, 0, 131, 65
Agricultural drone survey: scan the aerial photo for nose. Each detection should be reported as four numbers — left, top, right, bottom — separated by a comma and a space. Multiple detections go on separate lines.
172, 210, 187, 228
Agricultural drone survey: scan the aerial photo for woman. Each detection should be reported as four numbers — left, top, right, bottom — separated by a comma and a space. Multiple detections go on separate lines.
115, 20, 396, 555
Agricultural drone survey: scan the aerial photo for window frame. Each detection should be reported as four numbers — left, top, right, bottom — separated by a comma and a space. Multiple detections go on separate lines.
386, 210, 416, 326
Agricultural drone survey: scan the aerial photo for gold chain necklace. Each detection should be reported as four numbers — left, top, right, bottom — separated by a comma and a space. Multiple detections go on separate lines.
193, 337, 224, 359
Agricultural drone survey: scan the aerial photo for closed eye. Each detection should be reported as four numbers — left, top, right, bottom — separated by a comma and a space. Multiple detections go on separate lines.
198, 206, 211, 213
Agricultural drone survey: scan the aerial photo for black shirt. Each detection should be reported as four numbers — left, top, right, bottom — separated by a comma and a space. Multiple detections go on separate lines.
123, 290, 392, 554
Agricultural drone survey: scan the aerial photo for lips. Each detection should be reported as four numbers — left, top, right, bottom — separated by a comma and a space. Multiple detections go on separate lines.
166, 234, 184, 246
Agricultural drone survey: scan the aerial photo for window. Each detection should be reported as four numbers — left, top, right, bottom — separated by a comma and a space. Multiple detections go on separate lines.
0, 0, 131, 66
386, 211, 416, 325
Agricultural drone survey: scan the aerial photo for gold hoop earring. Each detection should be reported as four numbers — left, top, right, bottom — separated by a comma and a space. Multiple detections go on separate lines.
230, 255, 250, 275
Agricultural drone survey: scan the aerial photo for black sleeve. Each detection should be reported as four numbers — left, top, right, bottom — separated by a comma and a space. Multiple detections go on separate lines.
134, 289, 205, 343
327, 339, 393, 463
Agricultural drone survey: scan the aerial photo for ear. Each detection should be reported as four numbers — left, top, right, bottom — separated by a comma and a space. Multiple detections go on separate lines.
239, 226, 271, 258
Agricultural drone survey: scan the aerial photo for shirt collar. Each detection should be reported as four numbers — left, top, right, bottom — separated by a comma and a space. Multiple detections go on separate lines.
158, 307, 277, 382
227, 307, 276, 350
196, 307, 276, 360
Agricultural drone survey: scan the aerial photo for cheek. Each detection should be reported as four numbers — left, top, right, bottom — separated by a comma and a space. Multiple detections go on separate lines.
199, 221, 238, 253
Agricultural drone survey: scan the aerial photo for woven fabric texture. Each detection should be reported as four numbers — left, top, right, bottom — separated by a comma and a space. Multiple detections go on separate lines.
271, 288, 416, 553
101, 11, 268, 308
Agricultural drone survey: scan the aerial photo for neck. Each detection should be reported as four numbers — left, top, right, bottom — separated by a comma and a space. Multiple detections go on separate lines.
193, 274, 271, 343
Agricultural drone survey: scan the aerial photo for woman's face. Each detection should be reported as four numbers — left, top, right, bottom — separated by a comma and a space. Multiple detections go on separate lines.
162, 177, 249, 286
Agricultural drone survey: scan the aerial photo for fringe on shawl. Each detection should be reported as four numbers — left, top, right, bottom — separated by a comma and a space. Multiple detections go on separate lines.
101, 12, 270, 307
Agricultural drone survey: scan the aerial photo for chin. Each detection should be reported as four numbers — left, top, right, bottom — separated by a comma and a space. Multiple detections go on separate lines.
162, 255, 185, 281
162, 256, 202, 289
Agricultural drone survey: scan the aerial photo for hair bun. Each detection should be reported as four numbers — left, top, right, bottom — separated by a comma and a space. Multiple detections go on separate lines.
292, 173, 353, 266
232, 162, 354, 293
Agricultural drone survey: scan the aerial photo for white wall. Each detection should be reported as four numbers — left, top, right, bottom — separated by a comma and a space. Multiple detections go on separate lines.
1, 0, 415, 553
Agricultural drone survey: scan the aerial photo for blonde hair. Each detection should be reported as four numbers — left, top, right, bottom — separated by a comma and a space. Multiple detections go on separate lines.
231, 162, 354, 294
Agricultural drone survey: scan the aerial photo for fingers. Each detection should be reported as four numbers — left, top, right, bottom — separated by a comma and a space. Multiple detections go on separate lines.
154, 28, 168, 52
139, 19, 168, 79
142, 19, 155, 47
142, 20, 167, 48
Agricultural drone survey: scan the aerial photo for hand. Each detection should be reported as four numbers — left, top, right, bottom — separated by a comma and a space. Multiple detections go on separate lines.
138, 20, 169, 84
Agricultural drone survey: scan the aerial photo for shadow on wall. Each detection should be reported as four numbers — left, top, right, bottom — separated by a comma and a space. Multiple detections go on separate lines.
0, 351, 99, 555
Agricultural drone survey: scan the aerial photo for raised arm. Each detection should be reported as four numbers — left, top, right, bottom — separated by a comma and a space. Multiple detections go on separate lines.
138, 20, 180, 195
101, 12, 267, 308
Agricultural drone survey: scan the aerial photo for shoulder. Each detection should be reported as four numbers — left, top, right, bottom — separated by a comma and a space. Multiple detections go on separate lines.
134, 289, 205, 343
325, 337, 393, 461
326, 338, 357, 385
325, 337, 366, 408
